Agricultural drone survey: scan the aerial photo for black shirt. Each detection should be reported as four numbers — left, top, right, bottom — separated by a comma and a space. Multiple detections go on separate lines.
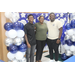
24, 22, 36, 46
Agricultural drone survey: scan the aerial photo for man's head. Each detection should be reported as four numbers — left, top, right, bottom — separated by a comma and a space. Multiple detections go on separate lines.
28, 14, 34, 23
49, 12, 55, 22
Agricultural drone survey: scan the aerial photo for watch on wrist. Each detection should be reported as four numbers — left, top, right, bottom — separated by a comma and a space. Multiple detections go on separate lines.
57, 38, 60, 40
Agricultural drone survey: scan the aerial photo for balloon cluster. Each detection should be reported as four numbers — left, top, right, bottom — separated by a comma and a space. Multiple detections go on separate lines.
4, 12, 27, 62
61, 13, 75, 60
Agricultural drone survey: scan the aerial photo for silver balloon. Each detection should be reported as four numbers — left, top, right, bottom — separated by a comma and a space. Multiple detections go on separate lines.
20, 37, 25, 43
65, 50, 72, 56
70, 35, 75, 42
64, 34, 71, 40
5, 38, 13, 46
13, 38, 22, 46
72, 51, 75, 55
70, 13, 75, 20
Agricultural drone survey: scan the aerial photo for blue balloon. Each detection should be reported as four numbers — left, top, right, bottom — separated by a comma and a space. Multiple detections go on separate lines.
71, 19, 75, 28
7, 47, 10, 51
66, 39, 73, 46
18, 43, 27, 52
61, 53, 67, 60
65, 23, 71, 30
18, 22, 24, 30
13, 22, 20, 30
72, 42, 75, 46
61, 40, 66, 45
9, 45, 18, 53
4, 22, 13, 31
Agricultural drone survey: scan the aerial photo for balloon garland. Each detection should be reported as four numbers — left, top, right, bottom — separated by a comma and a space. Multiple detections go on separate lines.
4, 12, 27, 62
61, 13, 75, 60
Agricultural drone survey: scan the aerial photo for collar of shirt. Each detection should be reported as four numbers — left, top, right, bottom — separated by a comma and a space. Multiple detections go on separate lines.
28, 22, 33, 25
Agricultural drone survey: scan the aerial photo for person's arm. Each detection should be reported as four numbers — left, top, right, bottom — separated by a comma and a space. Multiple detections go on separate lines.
34, 23, 37, 33
25, 34, 31, 48
24, 25, 31, 48
56, 27, 62, 44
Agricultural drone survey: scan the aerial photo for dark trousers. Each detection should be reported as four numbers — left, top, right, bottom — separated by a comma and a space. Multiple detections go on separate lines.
36, 40, 46, 61
47, 38, 60, 61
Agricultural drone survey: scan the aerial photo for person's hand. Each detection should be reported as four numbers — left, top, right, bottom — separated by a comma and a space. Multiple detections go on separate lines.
27, 43, 31, 48
56, 39, 60, 44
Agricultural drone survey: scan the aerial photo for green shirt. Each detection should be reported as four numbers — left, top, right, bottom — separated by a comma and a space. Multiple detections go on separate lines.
34, 22, 48, 40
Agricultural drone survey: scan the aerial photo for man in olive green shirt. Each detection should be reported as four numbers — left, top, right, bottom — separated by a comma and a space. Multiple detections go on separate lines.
34, 16, 48, 62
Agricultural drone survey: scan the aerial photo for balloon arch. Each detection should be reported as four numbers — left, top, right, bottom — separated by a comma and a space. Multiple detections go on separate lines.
4, 12, 75, 62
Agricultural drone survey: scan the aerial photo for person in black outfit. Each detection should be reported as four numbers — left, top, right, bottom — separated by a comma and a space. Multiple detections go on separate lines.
24, 14, 36, 62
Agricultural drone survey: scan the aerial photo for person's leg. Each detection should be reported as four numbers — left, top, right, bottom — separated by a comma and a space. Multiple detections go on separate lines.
47, 38, 53, 60
36, 40, 42, 61
26, 47, 31, 62
39, 40, 46, 62
30, 45, 36, 62
53, 39, 59, 61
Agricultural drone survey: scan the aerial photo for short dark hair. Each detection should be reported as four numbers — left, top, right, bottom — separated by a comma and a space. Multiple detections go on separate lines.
49, 12, 55, 16
27, 14, 34, 19
39, 15, 44, 20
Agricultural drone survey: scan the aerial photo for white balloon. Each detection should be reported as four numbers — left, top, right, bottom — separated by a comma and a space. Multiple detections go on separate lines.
12, 59, 18, 62
66, 29, 74, 36
17, 30, 25, 38
63, 44, 70, 50
70, 45, 75, 52
22, 52, 26, 56
72, 51, 75, 55
65, 50, 72, 56
21, 57, 26, 62
64, 34, 71, 40
70, 35, 75, 42
5, 31, 9, 37
8, 29, 17, 38
5, 38, 13, 46
60, 45, 65, 54
10, 12, 20, 23
7, 52, 16, 60
20, 37, 25, 43
15, 51, 23, 60
5, 12, 12, 18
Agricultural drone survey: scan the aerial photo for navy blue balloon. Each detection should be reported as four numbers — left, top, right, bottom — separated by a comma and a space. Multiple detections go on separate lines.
13, 22, 20, 30
66, 39, 73, 46
18, 43, 27, 52
61, 53, 67, 60
9, 45, 18, 54
71, 19, 75, 28
72, 42, 75, 46
65, 23, 71, 30
4, 22, 13, 31
18, 22, 24, 30
7, 47, 10, 51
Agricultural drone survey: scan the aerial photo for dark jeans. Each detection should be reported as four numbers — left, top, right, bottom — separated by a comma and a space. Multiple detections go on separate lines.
36, 40, 46, 61
47, 38, 60, 61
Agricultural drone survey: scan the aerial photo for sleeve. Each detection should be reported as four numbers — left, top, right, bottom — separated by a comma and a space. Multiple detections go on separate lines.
57, 20, 63, 29
24, 25, 27, 34
34, 23, 37, 28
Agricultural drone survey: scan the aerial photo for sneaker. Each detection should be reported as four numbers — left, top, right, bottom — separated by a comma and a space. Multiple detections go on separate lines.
55, 61, 61, 62
49, 59, 55, 62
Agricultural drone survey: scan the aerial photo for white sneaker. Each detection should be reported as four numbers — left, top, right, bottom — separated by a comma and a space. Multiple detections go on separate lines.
49, 59, 55, 62
55, 61, 61, 62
